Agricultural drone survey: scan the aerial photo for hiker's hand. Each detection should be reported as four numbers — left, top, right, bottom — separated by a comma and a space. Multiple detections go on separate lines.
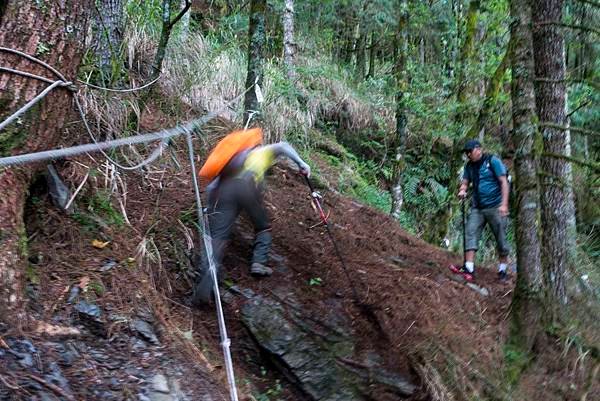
458, 189, 467, 199
299, 163, 311, 178
498, 204, 509, 217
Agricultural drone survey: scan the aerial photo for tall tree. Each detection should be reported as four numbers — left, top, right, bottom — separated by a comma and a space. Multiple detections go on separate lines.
0, 0, 91, 327
532, 0, 577, 306
244, 0, 267, 124
508, 0, 544, 355
282, 0, 296, 82
92, 0, 124, 80
151, 0, 192, 80
390, 0, 409, 219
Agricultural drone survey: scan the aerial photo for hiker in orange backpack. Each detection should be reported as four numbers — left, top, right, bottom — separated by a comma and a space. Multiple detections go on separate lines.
192, 128, 310, 304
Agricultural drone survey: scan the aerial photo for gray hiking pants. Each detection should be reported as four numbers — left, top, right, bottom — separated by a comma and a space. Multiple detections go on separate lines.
192, 175, 271, 304
465, 206, 510, 257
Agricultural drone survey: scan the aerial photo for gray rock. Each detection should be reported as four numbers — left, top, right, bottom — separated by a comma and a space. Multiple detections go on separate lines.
131, 319, 160, 345
152, 374, 170, 394
241, 294, 416, 400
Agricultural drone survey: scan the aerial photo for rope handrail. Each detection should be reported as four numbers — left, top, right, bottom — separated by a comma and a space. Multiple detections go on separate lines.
77, 75, 161, 93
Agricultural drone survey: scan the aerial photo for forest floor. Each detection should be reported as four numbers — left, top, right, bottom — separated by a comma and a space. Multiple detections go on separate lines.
1, 120, 597, 401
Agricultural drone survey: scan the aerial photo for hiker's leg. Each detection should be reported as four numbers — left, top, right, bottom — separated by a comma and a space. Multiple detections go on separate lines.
192, 180, 239, 304
484, 207, 510, 267
465, 207, 485, 264
240, 179, 271, 265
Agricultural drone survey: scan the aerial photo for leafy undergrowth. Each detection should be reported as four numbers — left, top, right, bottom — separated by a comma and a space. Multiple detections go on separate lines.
2, 123, 598, 401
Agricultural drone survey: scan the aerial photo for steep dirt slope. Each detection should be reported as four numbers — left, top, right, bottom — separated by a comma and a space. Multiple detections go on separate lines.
1, 137, 594, 401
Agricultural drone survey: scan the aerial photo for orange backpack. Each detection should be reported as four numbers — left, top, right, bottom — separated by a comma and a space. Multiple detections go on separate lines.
198, 128, 263, 183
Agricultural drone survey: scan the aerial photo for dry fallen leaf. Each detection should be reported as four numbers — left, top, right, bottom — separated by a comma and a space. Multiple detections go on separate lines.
91, 239, 110, 249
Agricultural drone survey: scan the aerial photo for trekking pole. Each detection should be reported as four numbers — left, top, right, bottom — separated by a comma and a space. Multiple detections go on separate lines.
461, 198, 467, 267
304, 176, 361, 303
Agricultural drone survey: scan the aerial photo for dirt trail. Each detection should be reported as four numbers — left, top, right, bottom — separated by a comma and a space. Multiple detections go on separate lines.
2, 149, 517, 400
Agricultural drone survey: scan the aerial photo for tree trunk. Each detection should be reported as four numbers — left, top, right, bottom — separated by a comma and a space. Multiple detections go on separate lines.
366, 31, 376, 79
0, 0, 91, 328
433, 0, 481, 245
467, 39, 512, 139
508, 0, 544, 355
390, 1, 409, 219
355, 27, 366, 81
151, 0, 191, 80
282, 0, 296, 82
243, 0, 267, 125
532, 0, 577, 307
93, 0, 124, 80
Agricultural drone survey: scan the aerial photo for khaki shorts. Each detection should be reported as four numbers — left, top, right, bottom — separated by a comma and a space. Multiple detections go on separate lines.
465, 206, 510, 257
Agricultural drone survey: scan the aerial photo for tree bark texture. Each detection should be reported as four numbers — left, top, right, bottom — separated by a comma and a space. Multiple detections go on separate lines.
93, 0, 124, 77
243, 0, 266, 124
531, 0, 577, 306
509, 0, 544, 353
390, 1, 409, 219
282, 0, 296, 82
0, 0, 91, 327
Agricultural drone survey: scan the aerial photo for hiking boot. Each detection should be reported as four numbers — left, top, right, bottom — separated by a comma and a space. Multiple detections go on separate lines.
498, 270, 508, 281
449, 264, 474, 282
250, 262, 273, 277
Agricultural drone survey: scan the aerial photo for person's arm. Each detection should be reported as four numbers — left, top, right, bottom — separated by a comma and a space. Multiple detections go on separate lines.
498, 175, 509, 216
491, 156, 509, 216
264, 142, 311, 177
458, 179, 469, 199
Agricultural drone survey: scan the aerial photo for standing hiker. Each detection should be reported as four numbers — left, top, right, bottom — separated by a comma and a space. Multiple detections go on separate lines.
192, 128, 311, 304
452, 139, 510, 281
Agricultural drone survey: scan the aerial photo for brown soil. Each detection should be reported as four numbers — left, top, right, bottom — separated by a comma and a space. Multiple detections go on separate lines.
2, 134, 597, 401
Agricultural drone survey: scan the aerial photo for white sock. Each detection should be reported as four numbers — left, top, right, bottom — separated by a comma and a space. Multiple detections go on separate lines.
465, 261, 474, 273
498, 263, 507, 273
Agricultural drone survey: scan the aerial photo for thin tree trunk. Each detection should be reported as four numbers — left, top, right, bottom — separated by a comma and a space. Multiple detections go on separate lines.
467, 40, 512, 139
390, 1, 409, 219
0, 0, 91, 328
434, 0, 482, 245
532, 0, 577, 307
366, 31, 376, 79
355, 28, 366, 81
243, 0, 267, 124
282, 0, 296, 82
508, 0, 544, 355
151, 0, 191, 80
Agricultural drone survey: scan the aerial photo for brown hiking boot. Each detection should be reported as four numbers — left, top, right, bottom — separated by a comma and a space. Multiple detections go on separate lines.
250, 262, 273, 277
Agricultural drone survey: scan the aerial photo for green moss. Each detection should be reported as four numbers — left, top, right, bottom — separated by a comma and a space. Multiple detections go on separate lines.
25, 264, 40, 285
0, 125, 28, 157
503, 339, 532, 385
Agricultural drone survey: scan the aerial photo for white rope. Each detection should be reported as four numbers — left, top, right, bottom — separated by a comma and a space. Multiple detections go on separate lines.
77, 75, 161, 93
73, 94, 169, 171
185, 131, 239, 401
0, 47, 67, 81
0, 66, 56, 85
0, 80, 71, 131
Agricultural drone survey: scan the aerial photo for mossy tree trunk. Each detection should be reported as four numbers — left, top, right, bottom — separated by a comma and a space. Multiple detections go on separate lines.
467, 39, 512, 140
243, 0, 266, 125
508, 0, 544, 358
282, 0, 296, 82
390, 1, 409, 219
151, 0, 191, 80
92, 0, 124, 80
0, 0, 91, 329
532, 0, 577, 307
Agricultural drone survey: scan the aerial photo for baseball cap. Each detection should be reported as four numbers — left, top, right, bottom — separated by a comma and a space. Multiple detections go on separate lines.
463, 139, 481, 152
